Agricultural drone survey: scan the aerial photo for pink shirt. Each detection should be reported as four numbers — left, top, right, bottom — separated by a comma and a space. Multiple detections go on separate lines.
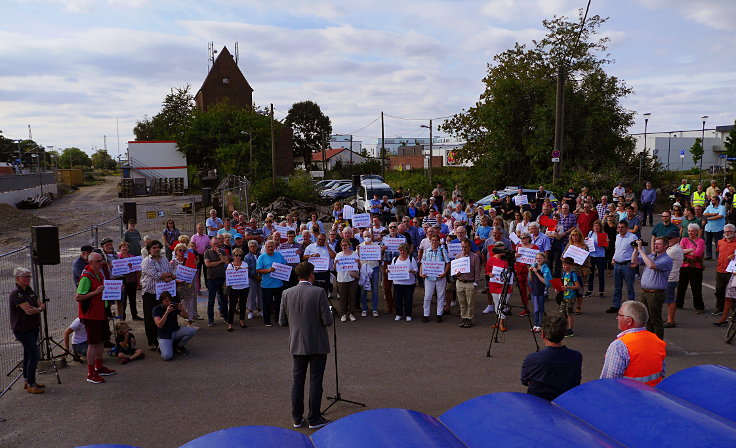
680, 237, 705, 269
191, 233, 210, 254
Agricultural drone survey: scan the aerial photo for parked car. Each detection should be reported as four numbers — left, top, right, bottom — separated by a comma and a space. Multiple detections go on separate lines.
356, 180, 395, 213
316, 179, 350, 192
359, 174, 384, 182
320, 183, 358, 202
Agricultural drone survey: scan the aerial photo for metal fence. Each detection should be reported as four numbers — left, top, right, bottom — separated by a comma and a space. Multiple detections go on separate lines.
0, 214, 122, 398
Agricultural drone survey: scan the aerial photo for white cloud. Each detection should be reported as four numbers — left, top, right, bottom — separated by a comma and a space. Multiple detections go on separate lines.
638, 0, 736, 31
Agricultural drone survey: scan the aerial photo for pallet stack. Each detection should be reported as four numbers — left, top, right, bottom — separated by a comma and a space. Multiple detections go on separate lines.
118, 178, 135, 198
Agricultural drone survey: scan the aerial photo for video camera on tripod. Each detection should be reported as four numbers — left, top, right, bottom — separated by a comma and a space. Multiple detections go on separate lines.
491, 246, 517, 264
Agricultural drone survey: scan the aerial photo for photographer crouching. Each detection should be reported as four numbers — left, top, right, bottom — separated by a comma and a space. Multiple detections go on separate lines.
153, 291, 196, 360
631, 237, 673, 339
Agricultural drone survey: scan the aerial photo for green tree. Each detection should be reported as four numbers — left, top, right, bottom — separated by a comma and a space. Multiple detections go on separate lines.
284, 100, 332, 166
91, 149, 117, 170
724, 120, 736, 170
133, 85, 195, 141
690, 138, 704, 171
440, 12, 642, 189
58, 147, 91, 168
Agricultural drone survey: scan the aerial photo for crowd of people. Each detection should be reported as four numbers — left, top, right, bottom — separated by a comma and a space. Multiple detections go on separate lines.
9, 178, 734, 400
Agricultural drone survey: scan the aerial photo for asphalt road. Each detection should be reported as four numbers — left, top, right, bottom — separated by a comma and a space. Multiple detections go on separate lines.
2, 224, 735, 448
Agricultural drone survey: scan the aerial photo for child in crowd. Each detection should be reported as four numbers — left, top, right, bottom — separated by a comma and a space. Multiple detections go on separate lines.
529, 253, 552, 333
115, 322, 145, 364
559, 257, 580, 337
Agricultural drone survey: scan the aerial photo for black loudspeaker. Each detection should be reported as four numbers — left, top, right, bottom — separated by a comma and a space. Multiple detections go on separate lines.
202, 188, 212, 207
352, 174, 360, 188
31, 225, 60, 265
122, 202, 137, 224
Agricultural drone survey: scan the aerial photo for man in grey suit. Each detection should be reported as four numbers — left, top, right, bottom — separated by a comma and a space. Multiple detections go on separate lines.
280, 262, 334, 430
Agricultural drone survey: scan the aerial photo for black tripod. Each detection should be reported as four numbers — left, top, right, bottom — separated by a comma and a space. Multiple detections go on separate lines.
486, 266, 539, 357
321, 297, 366, 414
36, 264, 74, 383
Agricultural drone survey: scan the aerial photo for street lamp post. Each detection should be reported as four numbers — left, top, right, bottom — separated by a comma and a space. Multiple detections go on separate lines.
667, 132, 672, 171
420, 121, 433, 185
640, 113, 651, 183
700, 115, 708, 185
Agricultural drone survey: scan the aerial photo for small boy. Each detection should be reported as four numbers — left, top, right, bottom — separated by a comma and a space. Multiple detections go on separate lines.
115, 322, 145, 364
560, 257, 580, 337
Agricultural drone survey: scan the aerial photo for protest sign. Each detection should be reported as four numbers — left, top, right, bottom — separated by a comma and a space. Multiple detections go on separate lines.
336, 256, 359, 272
517, 247, 540, 265
270, 263, 292, 282
563, 245, 589, 265
514, 195, 528, 206
175, 265, 197, 283
226, 268, 250, 288
351, 213, 371, 228
387, 264, 410, 281
342, 205, 354, 220
102, 280, 123, 301
359, 244, 382, 261
451, 257, 471, 276
277, 248, 300, 264
422, 260, 446, 277
155, 281, 177, 300
308, 256, 329, 271
383, 237, 404, 251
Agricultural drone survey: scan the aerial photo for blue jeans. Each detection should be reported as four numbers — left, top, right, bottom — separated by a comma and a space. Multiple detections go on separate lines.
531, 294, 545, 327
360, 265, 380, 312
14, 329, 40, 386
158, 327, 197, 361
642, 202, 654, 226
613, 263, 636, 308
705, 230, 723, 259
207, 277, 226, 323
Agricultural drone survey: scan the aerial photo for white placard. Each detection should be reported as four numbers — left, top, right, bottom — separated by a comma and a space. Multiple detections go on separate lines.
342, 205, 354, 220
563, 245, 590, 265
226, 268, 250, 288
509, 232, 521, 245
450, 257, 471, 276
102, 280, 123, 301
308, 256, 329, 271
422, 260, 446, 277
489, 265, 514, 284
359, 244, 382, 261
447, 241, 462, 258
275, 225, 294, 235
727, 259, 736, 273
387, 264, 410, 281
175, 265, 197, 283
295, 235, 304, 244
351, 213, 371, 228
383, 237, 404, 251
270, 263, 292, 282
517, 247, 540, 265
514, 195, 528, 206
277, 248, 300, 264
584, 238, 596, 252
336, 256, 359, 272
111, 256, 142, 276
155, 281, 177, 300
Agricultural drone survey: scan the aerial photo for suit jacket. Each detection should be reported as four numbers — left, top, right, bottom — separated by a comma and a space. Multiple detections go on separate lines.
279, 281, 333, 355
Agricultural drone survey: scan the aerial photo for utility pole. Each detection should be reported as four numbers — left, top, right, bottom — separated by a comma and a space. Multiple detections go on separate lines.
321, 130, 327, 172
552, 66, 565, 183
381, 111, 385, 177
349, 134, 353, 165
428, 119, 433, 185
270, 103, 275, 187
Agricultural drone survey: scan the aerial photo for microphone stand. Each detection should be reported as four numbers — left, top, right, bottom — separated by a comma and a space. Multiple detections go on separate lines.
321, 296, 366, 414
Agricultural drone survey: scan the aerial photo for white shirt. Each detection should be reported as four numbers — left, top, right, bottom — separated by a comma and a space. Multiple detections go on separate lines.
667, 244, 684, 283
68, 318, 87, 344
390, 255, 418, 286
303, 243, 332, 271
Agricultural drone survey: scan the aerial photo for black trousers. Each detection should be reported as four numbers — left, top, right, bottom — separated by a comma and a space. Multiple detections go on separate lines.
227, 288, 249, 324
292, 354, 327, 424
122, 281, 139, 318
142, 292, 158, 346
676, 266, 704, 311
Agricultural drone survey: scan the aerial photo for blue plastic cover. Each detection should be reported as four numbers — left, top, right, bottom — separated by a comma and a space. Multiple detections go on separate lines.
554, 378, 736, 447
311, 408, 465, 448
440, 392, 624, 448
657, 365, 736, 423
179, 426, 313, 448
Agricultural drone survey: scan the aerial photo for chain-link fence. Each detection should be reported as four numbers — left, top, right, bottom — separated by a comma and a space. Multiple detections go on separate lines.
0, 214, 122, 398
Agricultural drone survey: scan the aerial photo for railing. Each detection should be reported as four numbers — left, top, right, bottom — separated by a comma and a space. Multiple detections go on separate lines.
127, 156, 166, 180
0, 173, 57, 193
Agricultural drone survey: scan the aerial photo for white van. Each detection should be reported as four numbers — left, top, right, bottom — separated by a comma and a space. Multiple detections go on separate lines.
356, 180, 394, 213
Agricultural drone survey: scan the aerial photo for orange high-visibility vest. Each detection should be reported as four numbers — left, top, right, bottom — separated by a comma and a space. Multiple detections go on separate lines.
619, 330, 666, 386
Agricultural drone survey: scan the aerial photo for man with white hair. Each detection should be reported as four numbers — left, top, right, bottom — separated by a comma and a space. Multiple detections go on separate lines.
600, 301, 666, 386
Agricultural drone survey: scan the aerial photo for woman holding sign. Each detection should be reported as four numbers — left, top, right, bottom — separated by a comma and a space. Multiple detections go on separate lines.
225, 248, 251, 331
585, 220, 608, 298
335, 240, 360, 322
170, 244, 198, 329
118, 242, 142, 321
513, 233, 539, 317
390, 243, 418, 321
358, 230, 381, 317
563, 229, 590, 316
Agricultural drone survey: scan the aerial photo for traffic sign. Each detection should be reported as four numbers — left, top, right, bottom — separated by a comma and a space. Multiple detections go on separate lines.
727, 157, 736, 161
552, 150, 560, 158
679, 149, 685, 159
551, 157, 560, 163
719, 154, 727, 159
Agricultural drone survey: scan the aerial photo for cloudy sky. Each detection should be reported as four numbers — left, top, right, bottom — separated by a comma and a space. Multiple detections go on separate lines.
1, 0, 734, 157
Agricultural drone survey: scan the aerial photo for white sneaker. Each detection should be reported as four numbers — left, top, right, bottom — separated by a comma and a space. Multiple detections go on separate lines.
361, 311, 368, 317
340, 315, 347, 322
247, 312, 253, 319
395, 315, 401, 321
405, 316, 412, 322
482, 305, 494, 314
349, 314, 357, 322
372, 310, 379, 317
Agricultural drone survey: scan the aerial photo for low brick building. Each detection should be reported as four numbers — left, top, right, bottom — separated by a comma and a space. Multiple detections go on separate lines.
389, 145, 443, 171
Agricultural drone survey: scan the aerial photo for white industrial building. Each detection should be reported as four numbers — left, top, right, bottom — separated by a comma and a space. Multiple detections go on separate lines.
126, 141, 189, 189
632, 124, 734, 171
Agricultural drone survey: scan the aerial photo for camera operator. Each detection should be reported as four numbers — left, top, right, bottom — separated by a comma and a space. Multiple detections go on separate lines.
631, 237, 673, 339
153, 291, 195, 360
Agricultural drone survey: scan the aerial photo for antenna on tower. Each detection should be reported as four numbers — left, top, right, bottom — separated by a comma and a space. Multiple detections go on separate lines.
28, 124, 32, 140
208, 42, 215, 72
235, 41, 239, 64
104, 135, 107, 151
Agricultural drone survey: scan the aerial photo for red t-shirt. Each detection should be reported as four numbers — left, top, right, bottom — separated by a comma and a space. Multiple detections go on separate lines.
486, 256, 513, 294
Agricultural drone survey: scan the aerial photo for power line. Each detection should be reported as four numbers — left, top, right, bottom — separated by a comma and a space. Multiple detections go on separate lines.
340, 115, 381, 136
383, 113, 455, 122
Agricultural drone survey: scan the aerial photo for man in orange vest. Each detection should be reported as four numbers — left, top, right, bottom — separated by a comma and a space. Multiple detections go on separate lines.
75, 252, 116, 384
600, 301, 666, 386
